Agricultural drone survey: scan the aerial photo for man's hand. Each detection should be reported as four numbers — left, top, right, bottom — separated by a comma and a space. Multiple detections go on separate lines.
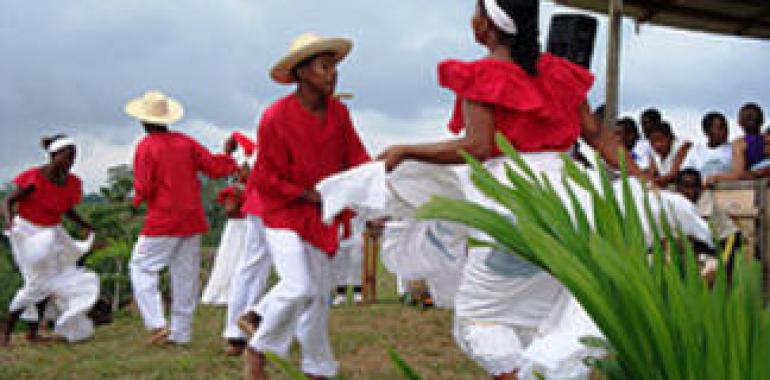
225, 136, 238, 155
301, 189, 322, 204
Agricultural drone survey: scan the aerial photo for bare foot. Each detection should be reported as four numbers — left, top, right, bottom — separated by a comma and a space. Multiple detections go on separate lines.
244, 348, 267, 380
147, 327, 170, 345
225, 339, 246, 356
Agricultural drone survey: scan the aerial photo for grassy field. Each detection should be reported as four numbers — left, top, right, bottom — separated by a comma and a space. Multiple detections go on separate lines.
0, 264, 486, 379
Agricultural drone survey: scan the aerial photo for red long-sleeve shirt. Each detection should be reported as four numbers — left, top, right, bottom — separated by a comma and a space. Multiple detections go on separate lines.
244, 94, 370, 254
133, 131, 237, 236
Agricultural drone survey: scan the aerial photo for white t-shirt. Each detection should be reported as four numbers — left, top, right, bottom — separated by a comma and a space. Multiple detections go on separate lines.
682, 143, 733, 177
652, 138, 688, 176
631, 139, 652, 170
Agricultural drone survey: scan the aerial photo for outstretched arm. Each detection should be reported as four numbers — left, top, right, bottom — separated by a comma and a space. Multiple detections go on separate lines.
377, 99, 496, 171
193, 137, 238, 179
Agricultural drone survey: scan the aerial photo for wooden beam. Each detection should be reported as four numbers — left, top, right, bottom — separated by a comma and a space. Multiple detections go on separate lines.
604, 0, 623, 130
735, 7, 770, 35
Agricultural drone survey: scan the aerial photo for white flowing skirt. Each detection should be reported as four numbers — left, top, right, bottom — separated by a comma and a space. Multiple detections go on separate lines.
202, 219, 247, 305
317, 156, 711, 378
380, 219, 467, 308
6, 217, 98, 342
454, 154, 710, 378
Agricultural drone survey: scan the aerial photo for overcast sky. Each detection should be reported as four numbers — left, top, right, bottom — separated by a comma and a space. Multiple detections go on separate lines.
1, 0, 769, 191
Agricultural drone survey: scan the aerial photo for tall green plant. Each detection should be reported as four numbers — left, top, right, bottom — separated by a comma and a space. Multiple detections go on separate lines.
417, 133, 770, 380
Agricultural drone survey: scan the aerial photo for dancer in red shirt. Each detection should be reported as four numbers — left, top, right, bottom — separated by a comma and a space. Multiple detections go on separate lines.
2, 135, 96, 346
244, 33, 370, 379
125, 90, 238, 345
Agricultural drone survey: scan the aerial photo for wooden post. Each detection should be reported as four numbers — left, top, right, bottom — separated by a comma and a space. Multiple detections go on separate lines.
361, 226, 380, 304
604, 0, 623, 130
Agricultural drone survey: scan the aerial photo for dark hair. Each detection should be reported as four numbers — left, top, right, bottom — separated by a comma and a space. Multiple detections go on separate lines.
480, 0, 541, 76
593, 104, 606, 120
676, 168, 702, 187
648, 121, 673, 139
640, 108, 662, 124
40, 134, 68, 151
141, 122, 168, 134
740, 102, 765, 128
617, 117, 638, 133
701, 112, 728, 135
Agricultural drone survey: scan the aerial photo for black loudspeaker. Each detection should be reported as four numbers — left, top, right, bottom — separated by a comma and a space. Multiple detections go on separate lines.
546, 14, 598, 69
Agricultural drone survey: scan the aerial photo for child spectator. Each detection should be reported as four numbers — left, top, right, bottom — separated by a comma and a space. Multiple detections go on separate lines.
708, 103, 766, 184
649, 121, 692, 187
683, 112, 732, 177
616, 117, 651, 172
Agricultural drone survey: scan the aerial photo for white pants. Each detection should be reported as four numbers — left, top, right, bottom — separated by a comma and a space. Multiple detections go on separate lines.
224, 216, 272, 340
129, 235, 201, 344
249, 228, 338, 377
331, 235, 363, 287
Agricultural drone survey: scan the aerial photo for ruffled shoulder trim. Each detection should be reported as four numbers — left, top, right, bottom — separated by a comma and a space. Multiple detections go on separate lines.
537, 53, 594, 108
438, 58, 544, 112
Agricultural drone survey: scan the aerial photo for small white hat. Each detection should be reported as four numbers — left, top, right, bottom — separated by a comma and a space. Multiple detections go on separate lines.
270, 33, 352, 84
124, 90, 184, 125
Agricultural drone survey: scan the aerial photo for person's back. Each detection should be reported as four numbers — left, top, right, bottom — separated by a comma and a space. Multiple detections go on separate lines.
125, 90, 236, 346
136, 132, 204, 228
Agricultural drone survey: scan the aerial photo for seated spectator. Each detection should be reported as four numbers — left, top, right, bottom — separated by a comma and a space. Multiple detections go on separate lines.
616, 117, 651, 173
683, 112, 732, 177
708, 103, 766, 184
675, 169, 741, 270
649, 121, 692, 187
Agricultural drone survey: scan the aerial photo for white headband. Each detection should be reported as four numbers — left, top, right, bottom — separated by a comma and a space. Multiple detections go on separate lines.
484, 0, 518, 35
46, 137, 76, 154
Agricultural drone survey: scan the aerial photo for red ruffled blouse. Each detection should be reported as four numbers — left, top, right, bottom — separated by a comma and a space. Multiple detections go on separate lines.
438, 53, 594, 153
13, 168, 82, 227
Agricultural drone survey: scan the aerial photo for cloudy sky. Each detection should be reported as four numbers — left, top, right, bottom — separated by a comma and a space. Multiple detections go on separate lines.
1, 0, 769, 192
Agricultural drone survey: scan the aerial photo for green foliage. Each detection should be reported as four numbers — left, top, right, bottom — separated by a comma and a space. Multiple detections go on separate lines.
200, 176, 228, 247
0, 187, 22, 314
0, 238, 22, 318
388, 349, 422, 380
265, 352, 310, 379
418, 133, 770, 380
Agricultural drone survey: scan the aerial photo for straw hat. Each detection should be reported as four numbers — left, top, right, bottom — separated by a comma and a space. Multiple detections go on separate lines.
270, 33, 352, 84
124, 90, 184, 125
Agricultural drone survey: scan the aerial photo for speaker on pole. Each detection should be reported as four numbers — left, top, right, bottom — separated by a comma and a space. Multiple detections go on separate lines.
546, 14, 598, 69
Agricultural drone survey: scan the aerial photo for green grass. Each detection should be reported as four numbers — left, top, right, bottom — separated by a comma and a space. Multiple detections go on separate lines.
0, 265, 485, 379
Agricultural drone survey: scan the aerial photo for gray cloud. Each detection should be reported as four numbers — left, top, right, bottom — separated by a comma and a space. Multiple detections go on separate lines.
1, 0, 769, 189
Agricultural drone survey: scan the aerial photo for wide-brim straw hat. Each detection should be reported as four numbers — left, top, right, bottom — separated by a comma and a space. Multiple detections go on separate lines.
270, 33, 352, 84
124, 90, 184, 125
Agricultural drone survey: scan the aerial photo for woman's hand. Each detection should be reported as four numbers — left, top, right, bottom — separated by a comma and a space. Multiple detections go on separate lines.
300, 189, 322, 204
376, 145, 409, 172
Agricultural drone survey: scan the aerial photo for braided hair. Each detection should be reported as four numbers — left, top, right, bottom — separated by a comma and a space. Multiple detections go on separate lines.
479, 0, 541, 76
